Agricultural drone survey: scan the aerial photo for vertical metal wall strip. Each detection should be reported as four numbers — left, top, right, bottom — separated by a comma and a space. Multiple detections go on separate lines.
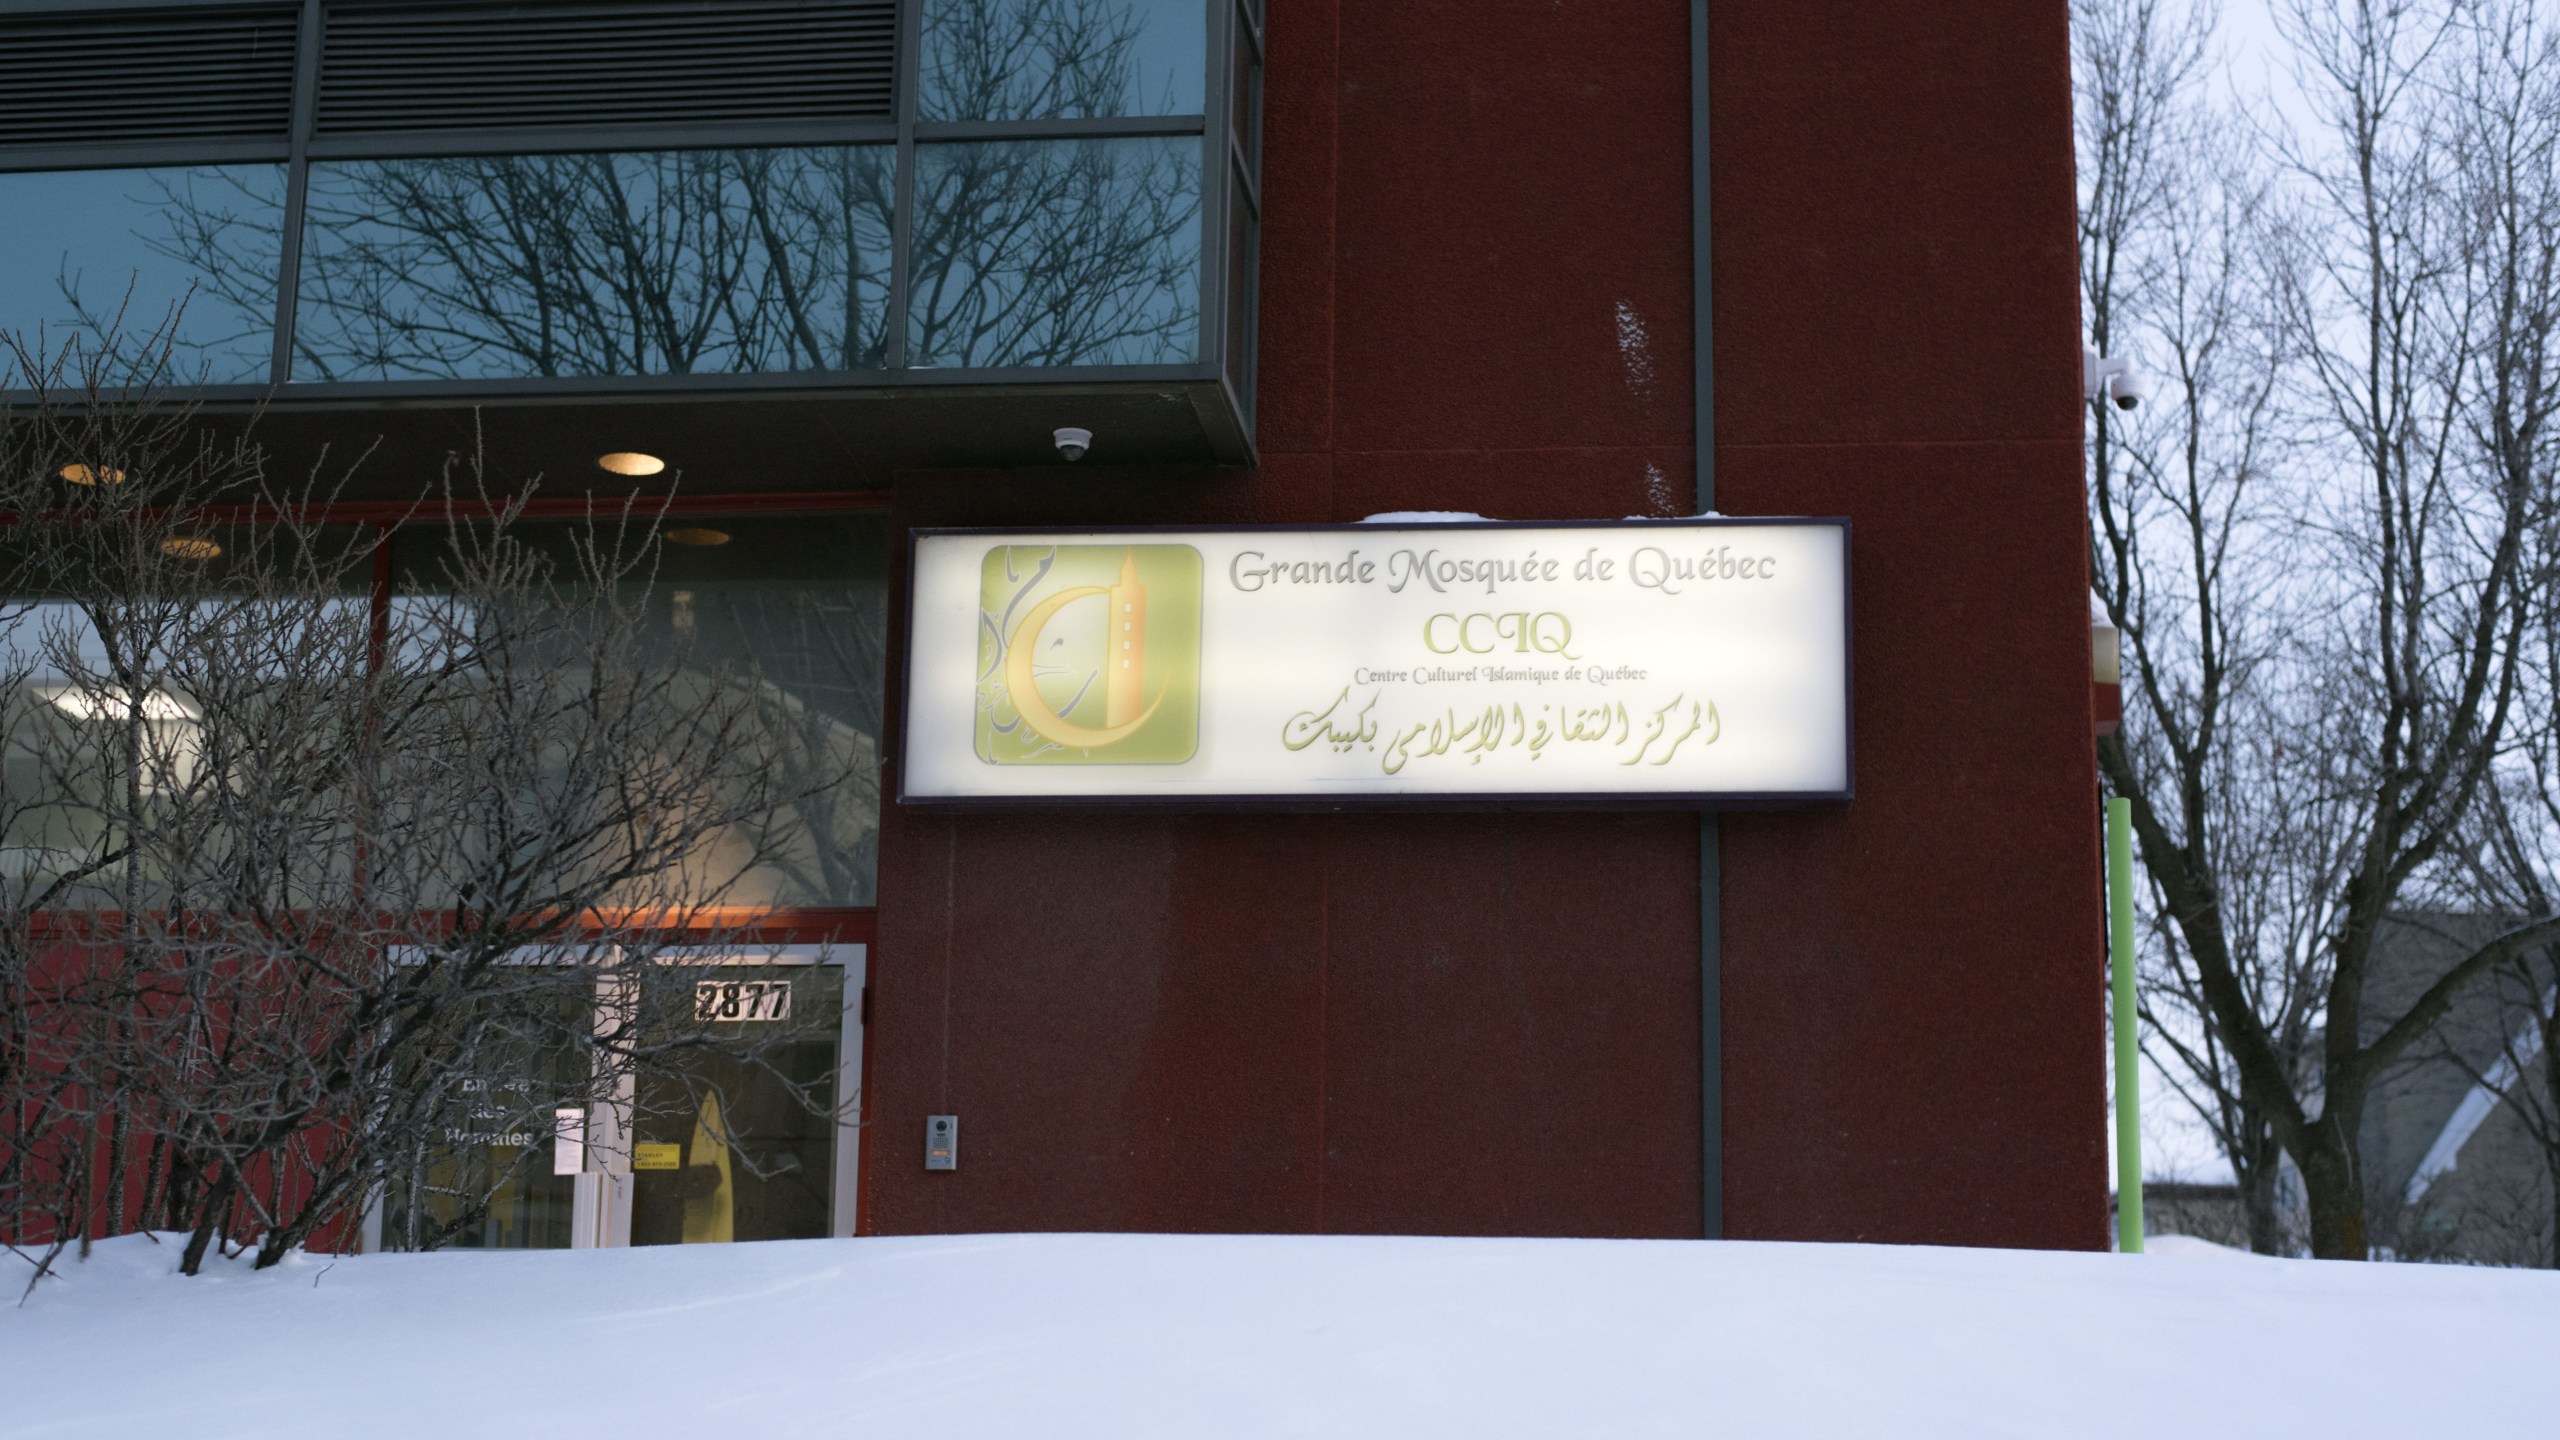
268, 0, 323, 384
1690, 0, 1722, 1242
886, 0, 921, 370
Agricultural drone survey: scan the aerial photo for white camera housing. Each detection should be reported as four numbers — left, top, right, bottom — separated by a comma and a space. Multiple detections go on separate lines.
1053, 427, 1092, 462
2106, 367, 2148, 411
2083, 348, 2145, 411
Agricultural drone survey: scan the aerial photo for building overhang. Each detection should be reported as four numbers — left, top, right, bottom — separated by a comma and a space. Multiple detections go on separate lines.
17, 370, 1249, 503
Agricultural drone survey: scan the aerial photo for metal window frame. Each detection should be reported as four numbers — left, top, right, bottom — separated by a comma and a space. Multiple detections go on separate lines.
0, 0, 281, 14
0, 0, 1261, 462
1195, 0, 1230, 407
1690, 0, 1721, 1242
1214, 0, 1261, 439
267, 0, 320, 381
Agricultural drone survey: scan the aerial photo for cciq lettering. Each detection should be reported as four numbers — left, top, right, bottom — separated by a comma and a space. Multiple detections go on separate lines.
1225, 544, 1778, 596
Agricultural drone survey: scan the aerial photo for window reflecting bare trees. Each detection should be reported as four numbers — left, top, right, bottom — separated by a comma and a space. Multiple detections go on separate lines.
1, 0, 1217, 389
290, 147, 896, 382
921, 0, 1206, 119
911, 0, 1205, 367
910, 137, 1199, 368
0, 166, 285, 385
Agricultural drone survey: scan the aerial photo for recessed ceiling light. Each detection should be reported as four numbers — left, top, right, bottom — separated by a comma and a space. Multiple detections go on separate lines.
597, 451, 667, 477
665, 526, 731, 548
58, 463, 126, 486
159, 535, 221, 561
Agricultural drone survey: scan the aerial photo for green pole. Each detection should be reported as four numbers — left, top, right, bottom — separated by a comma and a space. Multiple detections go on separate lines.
2107, 796, 2144, 1253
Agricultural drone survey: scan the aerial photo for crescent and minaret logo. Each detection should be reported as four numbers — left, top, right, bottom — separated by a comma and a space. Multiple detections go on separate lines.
974, 543, 1202, 765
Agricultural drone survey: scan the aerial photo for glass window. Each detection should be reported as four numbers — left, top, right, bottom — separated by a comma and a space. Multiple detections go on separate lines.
920, 0, 1206, 120
0, 165, 286, 386
637, 515, 888, 908
290, 147, 895, 383
631, 964, 844, 1246
389, 513, 888, 908
0, 525, 374, 908
909, 137, 1202, 368
1, 5, 1248, 395
377, 993, 589, 1252
380, 1110, 580, 1252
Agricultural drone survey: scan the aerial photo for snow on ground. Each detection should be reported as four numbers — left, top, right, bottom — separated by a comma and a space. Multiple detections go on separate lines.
5, 1231, 2556, 1439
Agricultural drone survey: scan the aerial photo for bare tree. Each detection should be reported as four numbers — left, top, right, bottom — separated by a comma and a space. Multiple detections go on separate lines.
2456, 571, 2560, 1265
2081, 0, 2560, 1259
2077, 0, 2315, 1253
0, 325, 845, 1276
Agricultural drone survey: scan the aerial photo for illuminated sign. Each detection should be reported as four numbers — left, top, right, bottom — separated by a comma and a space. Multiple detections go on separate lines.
900, 519, 1850, 805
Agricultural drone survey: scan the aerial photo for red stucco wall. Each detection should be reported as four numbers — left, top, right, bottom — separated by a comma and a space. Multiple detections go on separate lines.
864, 0, 2106, 1248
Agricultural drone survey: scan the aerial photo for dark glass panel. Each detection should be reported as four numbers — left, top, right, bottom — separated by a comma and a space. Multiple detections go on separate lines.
388, 512, 888, 908
290, 147, 894, 383
382, 1144, 577, 1252
631, 965, 843, 1245
0, 526, 375, 907
909, 137, 1201, 368
0, 165, 285, 386
920, 0, 1206, 121
377, 1000, 588, 1253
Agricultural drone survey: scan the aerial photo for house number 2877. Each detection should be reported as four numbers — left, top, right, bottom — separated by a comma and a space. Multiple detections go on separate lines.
695, 978, 792, 1023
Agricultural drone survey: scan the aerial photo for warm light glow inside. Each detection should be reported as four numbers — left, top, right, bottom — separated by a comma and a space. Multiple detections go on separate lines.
597, 451, 668, 477
665, 527, 732, 548
159, 535, 222, 561
58, 463, 126, 486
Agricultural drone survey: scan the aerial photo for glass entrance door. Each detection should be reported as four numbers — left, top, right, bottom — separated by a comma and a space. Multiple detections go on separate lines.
370, 943, 865, 1252
628, 963, 845, 1246
580, 945, 865, 1249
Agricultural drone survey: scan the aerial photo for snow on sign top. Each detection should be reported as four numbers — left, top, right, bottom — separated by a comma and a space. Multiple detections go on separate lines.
900, 518, 1852, 805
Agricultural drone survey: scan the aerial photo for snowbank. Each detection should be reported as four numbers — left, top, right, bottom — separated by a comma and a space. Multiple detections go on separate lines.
5, 1231, 2554, 1438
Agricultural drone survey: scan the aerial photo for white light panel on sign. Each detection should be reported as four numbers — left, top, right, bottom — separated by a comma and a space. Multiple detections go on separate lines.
900, 519, 1851, 805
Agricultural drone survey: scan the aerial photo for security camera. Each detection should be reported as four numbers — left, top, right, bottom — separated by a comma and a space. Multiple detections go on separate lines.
2106, 366, 2148, 411
1053, 427, 1092, 462
2083, 348, 2145, 411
